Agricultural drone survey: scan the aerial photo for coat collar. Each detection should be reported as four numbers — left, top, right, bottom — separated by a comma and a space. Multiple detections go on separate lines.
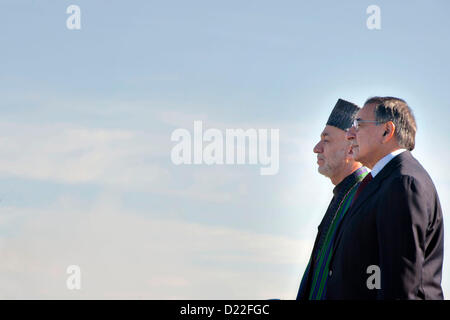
332, 166, 370, 197
350, 150, 411, 214
331, 151, 413, 254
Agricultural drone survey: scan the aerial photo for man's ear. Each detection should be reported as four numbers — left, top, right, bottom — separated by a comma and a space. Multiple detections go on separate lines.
382, 121, 395, 142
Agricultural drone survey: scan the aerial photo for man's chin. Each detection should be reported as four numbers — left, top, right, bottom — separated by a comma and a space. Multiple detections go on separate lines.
351, 150, 360, 161
318, 167, 329, 177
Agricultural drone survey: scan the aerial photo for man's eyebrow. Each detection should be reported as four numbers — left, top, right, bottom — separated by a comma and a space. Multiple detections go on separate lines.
321, 132, 329, 138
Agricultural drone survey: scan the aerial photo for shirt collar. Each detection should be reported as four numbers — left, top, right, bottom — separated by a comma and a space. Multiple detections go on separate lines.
333, 166, 370, 196
371, 149, 407, 178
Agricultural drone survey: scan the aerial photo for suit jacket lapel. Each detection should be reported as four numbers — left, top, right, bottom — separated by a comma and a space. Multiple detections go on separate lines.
331, 151, 411, 255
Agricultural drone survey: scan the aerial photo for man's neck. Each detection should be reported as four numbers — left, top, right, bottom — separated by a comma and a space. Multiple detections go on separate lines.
331, 163, 362, 185
366, 146, 403, 169
370, 149, 407, 177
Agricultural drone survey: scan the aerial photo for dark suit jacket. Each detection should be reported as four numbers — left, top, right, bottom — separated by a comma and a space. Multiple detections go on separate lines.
296, 168, 369, 300
326, 151, 444, 299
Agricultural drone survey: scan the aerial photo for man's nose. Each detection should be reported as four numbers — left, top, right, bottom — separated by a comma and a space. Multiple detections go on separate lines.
346, 127, 356, 141
313, 141, 323, 154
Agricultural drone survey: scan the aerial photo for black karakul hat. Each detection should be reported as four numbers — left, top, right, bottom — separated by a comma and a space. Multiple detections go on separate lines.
326, 99, 360, 131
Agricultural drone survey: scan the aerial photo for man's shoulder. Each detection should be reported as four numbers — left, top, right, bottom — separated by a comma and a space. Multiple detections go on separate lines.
382, 153, 437, 196
380, 151, 429, 180
398, 152, 436, 186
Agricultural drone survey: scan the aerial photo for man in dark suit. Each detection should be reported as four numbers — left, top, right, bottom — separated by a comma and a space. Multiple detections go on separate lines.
326, 96, 444, 299
296, 99, 369, 300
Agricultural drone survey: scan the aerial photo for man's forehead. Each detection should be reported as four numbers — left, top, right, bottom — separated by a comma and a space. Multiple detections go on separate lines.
321, 125, 343, 137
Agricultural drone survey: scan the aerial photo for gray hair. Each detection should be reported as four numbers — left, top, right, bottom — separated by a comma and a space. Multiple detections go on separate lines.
364, 96, 417, 151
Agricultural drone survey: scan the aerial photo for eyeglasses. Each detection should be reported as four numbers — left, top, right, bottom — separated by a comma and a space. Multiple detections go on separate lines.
352, 119, 384, 130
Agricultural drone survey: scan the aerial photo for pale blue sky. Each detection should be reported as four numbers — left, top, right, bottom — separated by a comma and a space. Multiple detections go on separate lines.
0, 0, 449, 298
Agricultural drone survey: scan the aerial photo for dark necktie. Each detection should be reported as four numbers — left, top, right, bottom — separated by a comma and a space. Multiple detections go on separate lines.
351, 173, 373, 205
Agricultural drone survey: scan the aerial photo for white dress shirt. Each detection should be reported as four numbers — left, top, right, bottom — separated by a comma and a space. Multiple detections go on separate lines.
370, 149, 407, 178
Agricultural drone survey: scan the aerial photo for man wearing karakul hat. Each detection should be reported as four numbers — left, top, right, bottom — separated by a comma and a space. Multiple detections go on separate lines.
296, 99, 369, 300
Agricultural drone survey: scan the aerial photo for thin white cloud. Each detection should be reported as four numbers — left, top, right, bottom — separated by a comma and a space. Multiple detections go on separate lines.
0, 193, 311, 299
0, 122, 171, 189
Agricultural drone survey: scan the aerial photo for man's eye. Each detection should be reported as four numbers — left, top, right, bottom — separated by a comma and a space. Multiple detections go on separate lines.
323, 140, 329, 143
